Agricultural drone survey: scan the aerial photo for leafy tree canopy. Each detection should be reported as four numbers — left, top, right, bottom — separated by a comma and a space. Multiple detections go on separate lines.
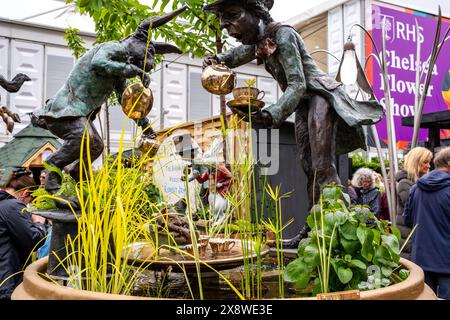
64, 0, 228, 62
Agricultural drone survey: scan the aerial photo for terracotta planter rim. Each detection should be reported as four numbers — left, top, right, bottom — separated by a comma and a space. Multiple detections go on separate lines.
12, 257, 434, 300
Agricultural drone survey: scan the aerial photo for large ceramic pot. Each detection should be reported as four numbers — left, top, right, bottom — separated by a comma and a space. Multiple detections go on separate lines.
12, 257, 436, 300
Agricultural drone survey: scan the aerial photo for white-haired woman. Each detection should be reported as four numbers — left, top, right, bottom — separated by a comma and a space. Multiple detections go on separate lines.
350, 167, 381, 216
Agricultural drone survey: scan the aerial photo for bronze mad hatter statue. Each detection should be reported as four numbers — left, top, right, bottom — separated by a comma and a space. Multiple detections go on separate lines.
203, 0, 384, 244
32, 6, 188, 195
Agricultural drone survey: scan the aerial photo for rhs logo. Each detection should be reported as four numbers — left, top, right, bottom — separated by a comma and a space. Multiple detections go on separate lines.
379, 14, 395, 43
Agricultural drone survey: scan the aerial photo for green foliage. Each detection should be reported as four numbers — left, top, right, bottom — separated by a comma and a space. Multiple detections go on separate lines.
140, 181, 166, 215
350, 152, 389, 174
244, 78, 257, 87
142, 182, 164, 204
166, 0, 226, 55
399, 269, 410, 280
64, 27, 88, 59
30, 188, 56, 210
285, 184, 403, 294
31, 173, 79, 211
66, 0, 222, 61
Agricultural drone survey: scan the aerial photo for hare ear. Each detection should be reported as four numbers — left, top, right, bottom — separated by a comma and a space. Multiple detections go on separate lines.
153, 42, 183, 55
140, 5, 188, 30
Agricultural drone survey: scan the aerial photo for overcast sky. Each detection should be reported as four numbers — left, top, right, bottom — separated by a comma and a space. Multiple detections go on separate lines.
0, 0, 330, 33
271, 1, 329, 21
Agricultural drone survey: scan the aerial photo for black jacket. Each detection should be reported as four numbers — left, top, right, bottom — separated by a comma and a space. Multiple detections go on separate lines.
0, 190, 45, 299
404, 170, 450, 274
396, 169, 414, 219
395, 169, 414, 259
354, 187, 381, 217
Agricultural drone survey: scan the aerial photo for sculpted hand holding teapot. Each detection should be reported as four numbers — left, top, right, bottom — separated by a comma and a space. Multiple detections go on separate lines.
201, 59, 236, 95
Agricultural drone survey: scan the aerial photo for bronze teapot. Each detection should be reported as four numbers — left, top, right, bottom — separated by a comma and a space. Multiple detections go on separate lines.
121, 82, 153, 120
201, 61, 236, 95
138, 136, 160, 158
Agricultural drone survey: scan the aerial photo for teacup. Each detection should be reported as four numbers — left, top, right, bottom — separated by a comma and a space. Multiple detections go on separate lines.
198, 243, 208, 256
184, 243, 207, 257
184, 244, 194, 256
198, 235, 210, 247
223, 239, 236, 252
232, 87, 265, 101
209, 239, 236, 254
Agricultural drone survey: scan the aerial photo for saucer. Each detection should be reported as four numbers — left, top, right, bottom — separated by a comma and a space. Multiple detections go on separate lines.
227, 98, 265, 111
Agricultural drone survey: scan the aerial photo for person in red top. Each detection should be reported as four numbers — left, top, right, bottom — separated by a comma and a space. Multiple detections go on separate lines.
194, 165, 232, 227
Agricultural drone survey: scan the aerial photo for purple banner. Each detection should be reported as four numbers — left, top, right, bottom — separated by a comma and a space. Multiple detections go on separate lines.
369, 3, 450, 146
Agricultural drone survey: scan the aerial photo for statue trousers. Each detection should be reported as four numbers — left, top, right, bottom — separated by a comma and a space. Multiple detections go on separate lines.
294, 94, 341, 208
44, 116, 104, 183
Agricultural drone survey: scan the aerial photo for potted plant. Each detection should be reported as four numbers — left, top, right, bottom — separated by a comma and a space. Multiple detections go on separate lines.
284, 184, 435, 299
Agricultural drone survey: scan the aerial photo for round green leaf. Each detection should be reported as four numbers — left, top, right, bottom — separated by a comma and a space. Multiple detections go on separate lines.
381, 234, 400, 255
350, 259, 367, 269
343, 193, 351, 206
297, 238, 310, 256
372, 229, 381, 245
284, 258, 311, 288
391, 226, 402, 241
373, 245, 392, 265
354, 207, 372, 223
340, 237, 360, 253
399, 269, 410, 280
337, 267, 353, 284
307, 208, 322, 229
361, 229, 375, 261
357, 224, 367, 244
322, 186, 338, 200
381, 266, 393, 277
340, 221, 358, 240
303, 244, 320, 268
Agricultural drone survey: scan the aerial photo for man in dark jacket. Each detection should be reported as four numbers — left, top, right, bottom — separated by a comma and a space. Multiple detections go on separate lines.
404, 147, 450, 299
0, 170, 46, 300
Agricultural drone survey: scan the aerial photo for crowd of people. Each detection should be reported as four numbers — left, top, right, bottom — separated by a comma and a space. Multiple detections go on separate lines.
348, 146, 450, 299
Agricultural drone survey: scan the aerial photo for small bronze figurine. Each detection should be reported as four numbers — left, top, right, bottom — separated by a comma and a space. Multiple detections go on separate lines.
203, 0, 384, 244
32, 6, 188, 194
0, 73, 31, 133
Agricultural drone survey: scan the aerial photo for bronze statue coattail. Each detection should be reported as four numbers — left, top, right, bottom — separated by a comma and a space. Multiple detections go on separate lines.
202, 0, 384, 242
31, 6, 188, 197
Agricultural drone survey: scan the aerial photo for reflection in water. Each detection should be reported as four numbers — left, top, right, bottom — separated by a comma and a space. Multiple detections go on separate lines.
132, 251, 310, 299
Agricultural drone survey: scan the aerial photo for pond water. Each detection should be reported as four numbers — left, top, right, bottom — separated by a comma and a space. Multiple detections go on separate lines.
131, 250, 312, 299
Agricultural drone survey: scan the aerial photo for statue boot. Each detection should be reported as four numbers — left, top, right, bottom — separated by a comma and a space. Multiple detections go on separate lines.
54, 194, 81, 212
281, 223, 311, 249
44, 169, 62, 194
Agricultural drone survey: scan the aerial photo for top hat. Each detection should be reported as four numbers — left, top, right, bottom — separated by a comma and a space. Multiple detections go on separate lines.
204, 0, 274, 14
173, 134, 200, 155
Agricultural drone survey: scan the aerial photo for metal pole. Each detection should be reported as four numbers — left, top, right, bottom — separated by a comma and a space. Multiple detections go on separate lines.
216, 32, 228, 165
21, 4, 75, 21
105, 100, 110, 155
381, 22, 398, 220
370, 125, 395, 225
